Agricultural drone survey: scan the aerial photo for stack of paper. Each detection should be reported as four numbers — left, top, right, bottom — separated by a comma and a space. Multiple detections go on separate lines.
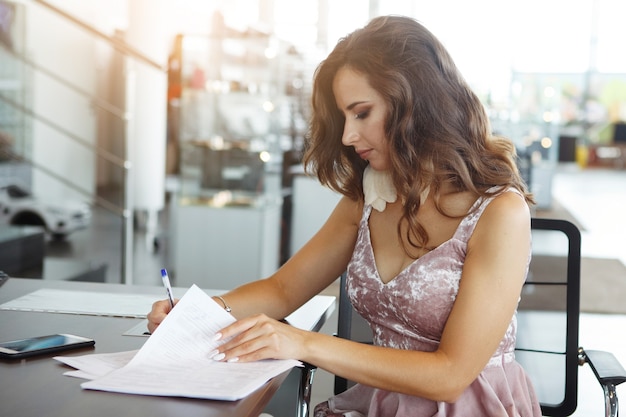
55, 285, 301, 401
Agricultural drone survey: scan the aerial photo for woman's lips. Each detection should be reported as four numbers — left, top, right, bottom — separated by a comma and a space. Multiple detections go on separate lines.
357, 149, 371, 159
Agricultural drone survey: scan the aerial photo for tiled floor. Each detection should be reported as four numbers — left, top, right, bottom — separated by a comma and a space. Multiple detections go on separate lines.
43, 165, 626, 415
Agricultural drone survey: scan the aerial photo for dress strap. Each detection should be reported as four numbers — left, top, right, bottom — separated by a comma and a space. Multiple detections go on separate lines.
452, 186, 515, 242
361, 204, 373, 224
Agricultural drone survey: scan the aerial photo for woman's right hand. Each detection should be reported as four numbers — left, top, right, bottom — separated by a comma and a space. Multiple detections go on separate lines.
146, 299, 176, 334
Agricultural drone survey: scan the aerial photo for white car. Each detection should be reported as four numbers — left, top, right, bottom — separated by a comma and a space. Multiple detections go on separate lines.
0, 184, 91, 240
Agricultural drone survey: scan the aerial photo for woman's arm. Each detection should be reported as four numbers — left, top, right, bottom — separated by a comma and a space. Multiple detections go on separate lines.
147, 196, 361, 332
214, 192, 531, 403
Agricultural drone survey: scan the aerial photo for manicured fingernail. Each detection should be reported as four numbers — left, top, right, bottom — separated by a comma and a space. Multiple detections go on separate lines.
213, 332, 222, 341
227, 357, 239, 363
208, 349, 219, 359
212, 352, 226, 361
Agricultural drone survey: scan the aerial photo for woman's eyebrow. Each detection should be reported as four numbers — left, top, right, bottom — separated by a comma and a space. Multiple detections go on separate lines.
346, 100, 368, 111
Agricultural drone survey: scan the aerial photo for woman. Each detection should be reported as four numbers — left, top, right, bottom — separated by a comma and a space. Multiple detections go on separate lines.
148, 15, 541, 416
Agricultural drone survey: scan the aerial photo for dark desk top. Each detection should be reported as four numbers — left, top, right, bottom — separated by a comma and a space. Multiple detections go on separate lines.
0, 278, 335, 417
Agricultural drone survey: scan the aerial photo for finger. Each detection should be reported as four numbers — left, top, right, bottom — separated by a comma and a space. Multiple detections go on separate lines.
146, 321, 157, 334
221, 345, 275, 363
146, 299, 174, 333
215, 314, 266, 342
212, 334, 272, 363
215, 319, 285, 362
147, 299, 170, 322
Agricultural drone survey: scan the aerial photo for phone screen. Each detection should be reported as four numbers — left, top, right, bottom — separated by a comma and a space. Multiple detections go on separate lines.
0, 334, 95, 359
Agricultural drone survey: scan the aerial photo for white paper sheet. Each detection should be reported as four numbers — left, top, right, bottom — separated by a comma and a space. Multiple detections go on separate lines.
55, 350, 138, 380
0, 289, 161, 318
57, 285, 301, 401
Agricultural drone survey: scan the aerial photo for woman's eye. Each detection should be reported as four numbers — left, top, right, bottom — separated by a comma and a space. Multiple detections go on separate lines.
354, 110, 369, 120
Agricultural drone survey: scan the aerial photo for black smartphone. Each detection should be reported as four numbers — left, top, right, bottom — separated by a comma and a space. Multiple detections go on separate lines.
0, 334, 95, 359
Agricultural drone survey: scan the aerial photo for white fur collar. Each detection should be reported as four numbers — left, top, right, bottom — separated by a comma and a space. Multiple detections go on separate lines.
363, 165, 397, 212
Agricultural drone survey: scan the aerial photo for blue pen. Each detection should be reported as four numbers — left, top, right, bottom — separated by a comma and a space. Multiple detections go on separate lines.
161, 268, 175, 309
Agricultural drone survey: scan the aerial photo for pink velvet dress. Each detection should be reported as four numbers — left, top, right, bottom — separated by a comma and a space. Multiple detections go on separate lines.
314, 190, 542, 417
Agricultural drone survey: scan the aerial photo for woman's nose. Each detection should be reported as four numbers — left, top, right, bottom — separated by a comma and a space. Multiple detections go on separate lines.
341, 122, 358, 146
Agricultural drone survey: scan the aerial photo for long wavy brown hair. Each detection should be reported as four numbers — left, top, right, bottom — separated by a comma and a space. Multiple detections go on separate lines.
303, 15, 534, 251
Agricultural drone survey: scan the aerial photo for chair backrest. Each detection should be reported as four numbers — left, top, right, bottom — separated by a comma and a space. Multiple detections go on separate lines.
334, 270, 364, 395
516, 218, 581, 417
334, 218, 582, 417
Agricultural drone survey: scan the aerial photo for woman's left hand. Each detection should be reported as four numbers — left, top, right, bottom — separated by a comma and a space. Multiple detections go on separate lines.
211, 314, 308, 363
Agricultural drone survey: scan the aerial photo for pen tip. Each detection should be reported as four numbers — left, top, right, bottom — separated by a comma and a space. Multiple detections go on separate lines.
161, 268, 167, 276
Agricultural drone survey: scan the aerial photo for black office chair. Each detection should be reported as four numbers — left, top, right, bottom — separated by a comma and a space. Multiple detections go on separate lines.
516, 218, 625, 416
299, 218, 626, 417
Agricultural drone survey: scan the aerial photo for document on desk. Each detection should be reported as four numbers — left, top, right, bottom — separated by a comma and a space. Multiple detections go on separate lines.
56, 349, 139, 380
0, 288, 159, 318
66, 284, 301, 401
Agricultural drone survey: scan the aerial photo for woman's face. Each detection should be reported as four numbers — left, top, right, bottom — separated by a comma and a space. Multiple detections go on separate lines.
332, 66, 390, 171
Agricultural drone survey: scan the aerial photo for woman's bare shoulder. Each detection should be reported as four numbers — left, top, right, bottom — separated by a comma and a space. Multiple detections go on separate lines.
475, 190, 531, 237
334, 195, 365, 226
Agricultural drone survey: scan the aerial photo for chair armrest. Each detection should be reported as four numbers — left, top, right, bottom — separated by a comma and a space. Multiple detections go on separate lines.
581, 348, 626, 386
296, 362, 317, 417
